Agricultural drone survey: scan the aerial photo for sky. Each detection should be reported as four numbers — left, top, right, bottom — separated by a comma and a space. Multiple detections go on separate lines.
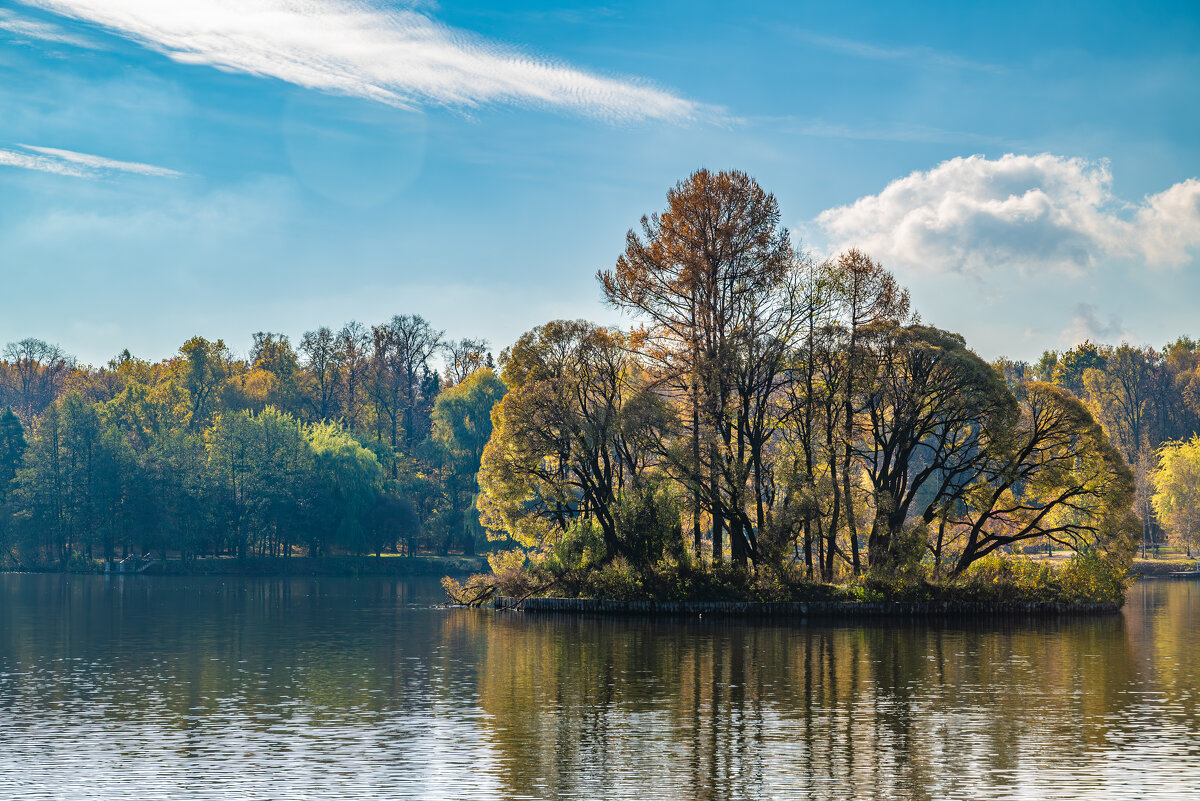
1, 0, 1198, 367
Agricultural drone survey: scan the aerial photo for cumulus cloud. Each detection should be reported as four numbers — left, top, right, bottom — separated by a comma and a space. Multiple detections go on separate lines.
816, 153, 1200, 274
0, 144, 180, 178
19, 0, 703, 122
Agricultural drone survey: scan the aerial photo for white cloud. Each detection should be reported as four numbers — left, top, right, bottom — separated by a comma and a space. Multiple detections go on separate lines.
0, 144, 180, 178
816, 153, 1200, 275
0, 8, 94, 47
19, 0, 703, 122
0, 148, 91, 178
1134, 178, 1200, 267
1058, 303, 1131, 347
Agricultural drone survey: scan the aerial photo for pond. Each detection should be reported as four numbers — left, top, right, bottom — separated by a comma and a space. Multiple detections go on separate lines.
1, 574, 1198, 800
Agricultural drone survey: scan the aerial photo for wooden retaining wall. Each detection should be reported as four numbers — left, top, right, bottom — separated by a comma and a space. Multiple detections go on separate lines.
493, 596, 1120, 617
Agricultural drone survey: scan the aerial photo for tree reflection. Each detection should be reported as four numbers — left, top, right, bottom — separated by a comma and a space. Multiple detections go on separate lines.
474, 611, 1141, 799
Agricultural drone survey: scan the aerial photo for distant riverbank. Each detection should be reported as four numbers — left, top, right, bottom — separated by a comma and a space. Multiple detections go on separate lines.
1131, 558, 1200, 577
4, 555, 487, 577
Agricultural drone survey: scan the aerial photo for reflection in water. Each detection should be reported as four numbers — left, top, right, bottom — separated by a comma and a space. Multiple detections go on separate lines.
0, 575, 1198, 799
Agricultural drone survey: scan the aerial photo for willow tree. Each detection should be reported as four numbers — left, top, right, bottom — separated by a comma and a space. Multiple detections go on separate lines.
852, 325, 1017, 571
477, 321, 667, 560
943, 382, 1136, 575
431, 367, 506, 554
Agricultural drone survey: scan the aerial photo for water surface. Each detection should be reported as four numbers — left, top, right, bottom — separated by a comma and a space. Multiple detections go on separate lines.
1, 574, 1198, 800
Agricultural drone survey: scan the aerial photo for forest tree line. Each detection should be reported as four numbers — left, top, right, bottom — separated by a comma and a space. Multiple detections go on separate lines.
0, 322, 504, 567
1013, 337, 1200, 557
4, 169, 1200, 588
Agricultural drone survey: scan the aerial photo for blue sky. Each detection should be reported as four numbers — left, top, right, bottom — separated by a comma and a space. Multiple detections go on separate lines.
1, 0, 1198, 366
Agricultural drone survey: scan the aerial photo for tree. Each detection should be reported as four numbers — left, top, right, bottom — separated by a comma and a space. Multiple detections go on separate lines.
853, 324, 1016, 572
0, 407, 25, 491
2, 338, 73, 420
945, 382, 1136, 575
443, 338, 491, 386
206, 407, 313, 558
370, 315, 443, 455
598, 168, 792, 565
232, 331, 302, 415
177, 337, 232, 430
308, 421, 383, 555
830, 249, 912, 574
1081, 344, 1161, 463
430, 368, 507, 553
1152, 436, 1200, 557
300, 326, 341, 421
477, 321, 664, 560
0, 407, 26, 555
1051, 340, 1107, 395
335, 321, 371, 429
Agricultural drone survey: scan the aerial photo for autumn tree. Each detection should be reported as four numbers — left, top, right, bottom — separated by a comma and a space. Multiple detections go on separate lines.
598, 168, 793, 566
943, 382, 1136, 575
300, 326, 341, 420
370, 315, 443, 456
850, 325, 1016, 572
477, 321, 666, 560
1152, 436, 1200, 557
334, 321, 371, 429
442, 338, 492, 386
2, 338, 73, 420
177, 337, 232, 430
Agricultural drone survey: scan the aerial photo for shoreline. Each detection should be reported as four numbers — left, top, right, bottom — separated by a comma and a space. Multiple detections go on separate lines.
1, 555, 486, 578
493, 596, 1122, 617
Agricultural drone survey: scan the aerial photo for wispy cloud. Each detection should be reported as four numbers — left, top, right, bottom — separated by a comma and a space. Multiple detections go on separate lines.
789, 29, 1004, 73
0, 144, 181, 178
0, 8, 94, 47
1059, 302, 1131, 347
816, 154, 1200, 275
19, 0, 705, 122
771, 117, 1006, 147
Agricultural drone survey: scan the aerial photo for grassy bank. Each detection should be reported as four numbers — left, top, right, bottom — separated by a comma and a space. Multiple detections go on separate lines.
445, 551, 1132, 608
1131, 557, 1200, 577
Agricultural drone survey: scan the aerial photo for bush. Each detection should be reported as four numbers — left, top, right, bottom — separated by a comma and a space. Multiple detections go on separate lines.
946, 551, 1128, 604
543, 519, 606, 574
1058, 549, 1130, 604
614, 483, 684, 567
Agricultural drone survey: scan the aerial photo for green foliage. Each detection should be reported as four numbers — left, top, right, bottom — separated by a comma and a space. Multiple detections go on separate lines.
613, 482, 684, 567
544, 518, 606, 574
953, 555, 1061, 602
0, 315, 500, 567
1051, 340, 1108, 394
1057, 550, 1130, 604
1152, 435, 1200, 555
951, 552, 1128, 604
307, 421, 384, 554
0, 407, 26, 489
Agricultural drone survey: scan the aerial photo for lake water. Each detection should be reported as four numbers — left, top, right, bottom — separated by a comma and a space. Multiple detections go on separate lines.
1, 574, 1198, 800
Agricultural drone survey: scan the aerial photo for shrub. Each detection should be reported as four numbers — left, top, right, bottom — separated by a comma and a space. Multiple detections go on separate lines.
1058, 549, 1130, 604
